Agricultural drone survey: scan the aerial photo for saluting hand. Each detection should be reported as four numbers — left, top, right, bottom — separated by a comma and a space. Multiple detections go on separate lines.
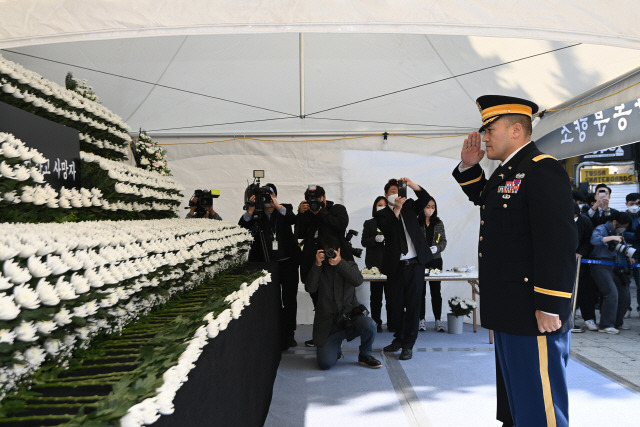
461, 131, 485, 168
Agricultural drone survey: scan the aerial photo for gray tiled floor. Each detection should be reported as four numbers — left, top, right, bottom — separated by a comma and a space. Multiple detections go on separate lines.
570, 282, 640, 391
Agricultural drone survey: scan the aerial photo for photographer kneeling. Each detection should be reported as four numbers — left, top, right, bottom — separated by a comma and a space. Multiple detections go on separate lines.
305, 236, 381, 370
589, 211, 633, 334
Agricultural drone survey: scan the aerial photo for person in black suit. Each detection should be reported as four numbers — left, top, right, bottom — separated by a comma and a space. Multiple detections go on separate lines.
238, 184, 300, 350
376, 178, 432, 360
452, 95, 576, 427
587, 184, 618, 227
361, 196, 388, 332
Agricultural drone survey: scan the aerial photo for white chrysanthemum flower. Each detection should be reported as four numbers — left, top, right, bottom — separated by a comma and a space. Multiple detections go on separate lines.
0, 275, 12, 291
13, 320, 38, 342
13, 284, 41, 309
27, 255, 53, 278
24, 346, 46, 367
0, 242, 19, 260
0, 294, 20, 320
70, 273, 90, 294
0, 328, 17, 345
53, 307, 73, 326
36, 320, 58, 335
45, 254, 70, 275
76, 327, 91, 340
13, 165, 31, 182
3, 259, 31, 284
44, 338, 61, 356
54, 277, 77, 300
35, 278, 61, 306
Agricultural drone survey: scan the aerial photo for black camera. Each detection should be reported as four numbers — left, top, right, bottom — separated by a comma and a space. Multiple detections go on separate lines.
186, 189, 220, 217
607, 240, 637, 258
244, 170, 273, 216
397, 180, 407, 198
323, 247, 337, 259
306, 185, 325, 212
345, 229, 363, 258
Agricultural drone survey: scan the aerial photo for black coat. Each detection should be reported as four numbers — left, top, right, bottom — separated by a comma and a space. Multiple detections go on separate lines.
238, 203, 300, 263
374, 187, 432, 276
296, 201, 352, 283
452, 142, 577, 335
361, 217, 384, 269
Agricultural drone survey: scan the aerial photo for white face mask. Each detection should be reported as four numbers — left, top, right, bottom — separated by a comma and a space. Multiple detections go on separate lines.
628, 205, 640, 214
578, 203, 586, 210
574, 216, 579, 222
387, 194, 398, 206
425, 208, 435, 217
376, 205, 386, 211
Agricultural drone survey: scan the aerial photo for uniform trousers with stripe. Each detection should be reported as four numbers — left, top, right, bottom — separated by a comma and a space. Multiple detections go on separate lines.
494, 330, 570, 427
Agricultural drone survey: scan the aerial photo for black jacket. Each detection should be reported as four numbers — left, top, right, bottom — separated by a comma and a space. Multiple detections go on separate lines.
238, 203, 300, 263
374, 187, 432, 276
361, 217, 384, 269
296, 200, 352, 283
452, 142, 577, 335
305, 260, 363, 346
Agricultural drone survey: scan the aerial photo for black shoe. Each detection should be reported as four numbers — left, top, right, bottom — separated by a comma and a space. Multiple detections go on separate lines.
383, 341, 402, 352
304, 339, 315, 347
337, 351, 343, 361
376, 323, 383, 333
358, 354, 382, 369
399, 348, 413, 360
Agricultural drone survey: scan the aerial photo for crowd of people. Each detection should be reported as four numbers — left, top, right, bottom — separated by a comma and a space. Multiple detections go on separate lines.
233, 176, 448, 369
572, 186, 640, 335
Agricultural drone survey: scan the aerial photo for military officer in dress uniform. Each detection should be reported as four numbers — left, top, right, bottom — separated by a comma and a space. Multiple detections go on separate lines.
452, 95, 577, 427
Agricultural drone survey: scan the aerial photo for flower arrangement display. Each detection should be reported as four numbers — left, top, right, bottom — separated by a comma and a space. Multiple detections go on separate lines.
132, 131, 172, 176
0, 269, 269, 426
0, 53, 130, 161
0, 141, 184, 222
362, 266, 382, 276
0, 219, 252, 397
448, 296, 478, 318
65, 72, 99, 103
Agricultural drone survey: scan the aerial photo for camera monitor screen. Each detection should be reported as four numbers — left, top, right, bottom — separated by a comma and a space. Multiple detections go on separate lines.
253, 170, 265, 178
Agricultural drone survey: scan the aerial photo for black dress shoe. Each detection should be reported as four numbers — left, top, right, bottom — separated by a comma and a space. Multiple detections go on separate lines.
376, 323, 383, 333
399, 348, 412, 360
304, 339, 315, 347
383, 341, 402, 352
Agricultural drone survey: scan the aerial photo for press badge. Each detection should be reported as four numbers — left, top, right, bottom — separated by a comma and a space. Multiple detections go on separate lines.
272, 240, 279, 250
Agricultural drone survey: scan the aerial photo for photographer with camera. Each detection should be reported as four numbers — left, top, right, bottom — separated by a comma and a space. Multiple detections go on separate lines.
587, 183, 618, 227
376, 178, 432, 360
589, 210, 633, 334
297, 185, 353, 347
305, 235, 381, 370
238, 182, 301, 350
185, 189, 222, 220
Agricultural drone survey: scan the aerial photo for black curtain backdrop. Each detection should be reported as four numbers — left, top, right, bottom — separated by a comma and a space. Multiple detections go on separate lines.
153, 263, 281, 427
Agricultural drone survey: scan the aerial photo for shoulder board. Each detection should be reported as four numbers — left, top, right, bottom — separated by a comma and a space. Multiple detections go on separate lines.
532, 154, 557, 162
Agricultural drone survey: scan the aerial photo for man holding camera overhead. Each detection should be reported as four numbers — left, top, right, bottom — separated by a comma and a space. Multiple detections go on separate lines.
376, 178, 432, 361
239, 183, 300, 351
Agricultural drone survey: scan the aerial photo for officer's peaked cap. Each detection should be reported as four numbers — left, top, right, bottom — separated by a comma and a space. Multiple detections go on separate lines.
476, 95, 539, 132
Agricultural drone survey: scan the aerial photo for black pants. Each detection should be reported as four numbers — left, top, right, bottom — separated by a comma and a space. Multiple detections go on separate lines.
387, 260, 424, 349
278, 258, 300, 342
420, 257, 443, 321
369, 281, 389, 326
576, 263, 597, 322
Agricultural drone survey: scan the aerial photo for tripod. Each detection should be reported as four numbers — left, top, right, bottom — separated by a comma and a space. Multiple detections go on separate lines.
250, 212, 272, 264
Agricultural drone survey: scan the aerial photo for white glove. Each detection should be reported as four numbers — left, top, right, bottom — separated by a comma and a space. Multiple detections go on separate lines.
430, 246, 437, 254
375, 234, 385, 243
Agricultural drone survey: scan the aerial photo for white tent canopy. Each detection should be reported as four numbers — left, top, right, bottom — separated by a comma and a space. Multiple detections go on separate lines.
3, 2, 640, 321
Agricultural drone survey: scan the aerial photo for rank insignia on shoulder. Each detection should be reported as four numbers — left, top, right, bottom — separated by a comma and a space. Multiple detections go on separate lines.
502, 194, 511, 199
516, 173, 525, 178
